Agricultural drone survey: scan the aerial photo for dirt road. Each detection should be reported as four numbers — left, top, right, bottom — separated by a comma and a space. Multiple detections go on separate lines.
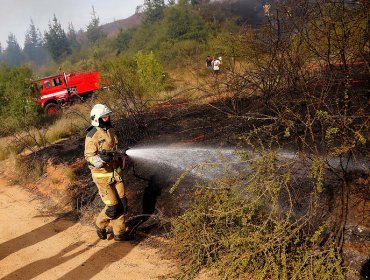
0, 177, 175, 280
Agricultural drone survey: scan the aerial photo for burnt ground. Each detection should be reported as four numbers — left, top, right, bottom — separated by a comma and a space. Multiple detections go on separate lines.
16, 97, 370, 279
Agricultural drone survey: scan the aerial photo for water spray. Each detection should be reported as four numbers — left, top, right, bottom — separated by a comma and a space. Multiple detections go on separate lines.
124, 145, 369, 181
125, 146, 246, 180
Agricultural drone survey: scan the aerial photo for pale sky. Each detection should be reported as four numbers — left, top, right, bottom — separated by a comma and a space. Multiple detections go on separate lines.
0, 0, 144, 48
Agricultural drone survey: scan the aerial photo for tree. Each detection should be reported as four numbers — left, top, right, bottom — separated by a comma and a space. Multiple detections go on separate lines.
165, 1, 208, 42
135, 5, 144, 14
23, 19, 49, 65
0, 64, 39, 130
67, 22, 80, 50
190, 0, 210, 7
115, 29, 134, 52
86, 6, 105, 44
0, 43, 3, 62
144, 0, 166, 23
135, 51, 165, 98
44, 15, 71, 62
3, 33, 24, 66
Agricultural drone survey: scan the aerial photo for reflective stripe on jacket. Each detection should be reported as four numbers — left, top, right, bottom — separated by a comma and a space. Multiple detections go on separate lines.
91, 172, 114, 178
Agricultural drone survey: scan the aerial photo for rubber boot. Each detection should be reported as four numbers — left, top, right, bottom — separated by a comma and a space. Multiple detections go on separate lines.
96, 227, 107, 240
114, 231, 132, 241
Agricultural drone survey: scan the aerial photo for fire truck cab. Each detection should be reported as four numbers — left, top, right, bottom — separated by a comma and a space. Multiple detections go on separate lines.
31, 71, 100, 115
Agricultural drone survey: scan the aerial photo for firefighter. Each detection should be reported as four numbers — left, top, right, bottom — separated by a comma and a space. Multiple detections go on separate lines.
84, 104, 129, 241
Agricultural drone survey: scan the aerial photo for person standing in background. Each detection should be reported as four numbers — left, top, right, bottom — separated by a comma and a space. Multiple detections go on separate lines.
206, 55, 213, 70
213, 56, 222, 76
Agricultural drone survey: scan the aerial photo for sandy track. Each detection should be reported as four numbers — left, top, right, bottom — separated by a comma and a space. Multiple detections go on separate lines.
0, 177, 175, 280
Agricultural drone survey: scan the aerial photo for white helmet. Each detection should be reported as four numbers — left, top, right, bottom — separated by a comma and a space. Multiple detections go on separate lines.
90, 104, 112, 127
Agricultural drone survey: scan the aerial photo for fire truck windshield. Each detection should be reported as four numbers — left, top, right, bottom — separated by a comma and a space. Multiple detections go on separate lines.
52, 77, 63, 86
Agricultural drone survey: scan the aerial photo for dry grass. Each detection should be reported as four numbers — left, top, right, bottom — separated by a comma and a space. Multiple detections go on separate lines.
46, 107, 89, 143
10, 154, 45, 185
0, 103, 90, 161
164, 59, 258, 107
0, 136, 24, 161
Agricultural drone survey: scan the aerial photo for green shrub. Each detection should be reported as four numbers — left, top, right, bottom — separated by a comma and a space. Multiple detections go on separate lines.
135, 51, 166, 99
100, 52, 169, 115
0, 64, 41, 133
170, 152, 345, 279
157, 39, 206, 68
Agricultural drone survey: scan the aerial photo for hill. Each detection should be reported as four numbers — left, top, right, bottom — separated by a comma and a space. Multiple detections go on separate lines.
101, 13, 143, 38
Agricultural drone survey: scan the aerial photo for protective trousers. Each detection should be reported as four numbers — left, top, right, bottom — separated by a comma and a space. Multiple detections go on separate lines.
92, 174, 127, 236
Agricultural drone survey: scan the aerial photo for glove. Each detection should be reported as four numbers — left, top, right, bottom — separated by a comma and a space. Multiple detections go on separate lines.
91, 155, 105, 168
98, 150, 114, 163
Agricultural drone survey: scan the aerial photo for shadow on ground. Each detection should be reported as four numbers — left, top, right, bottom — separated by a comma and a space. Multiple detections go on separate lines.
0, 213, 77, 261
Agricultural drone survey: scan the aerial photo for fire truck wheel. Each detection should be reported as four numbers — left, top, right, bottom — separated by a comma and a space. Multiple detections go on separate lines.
45, 103, 60, 115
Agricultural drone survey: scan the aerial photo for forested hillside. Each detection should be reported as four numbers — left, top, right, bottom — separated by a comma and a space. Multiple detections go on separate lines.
0, 0, 265, 135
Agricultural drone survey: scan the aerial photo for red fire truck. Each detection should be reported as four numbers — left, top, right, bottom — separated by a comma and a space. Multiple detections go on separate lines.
31, 71, 100, 114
